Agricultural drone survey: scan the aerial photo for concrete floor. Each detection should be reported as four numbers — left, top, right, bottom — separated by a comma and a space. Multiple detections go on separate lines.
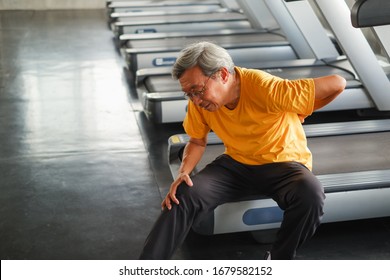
0, 9, 389, 260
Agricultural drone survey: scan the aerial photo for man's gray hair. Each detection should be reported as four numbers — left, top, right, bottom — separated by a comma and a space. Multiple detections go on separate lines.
172, 41, 235, 80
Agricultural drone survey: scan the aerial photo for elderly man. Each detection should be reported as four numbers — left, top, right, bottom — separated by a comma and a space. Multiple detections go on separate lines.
140, 42, 346, 260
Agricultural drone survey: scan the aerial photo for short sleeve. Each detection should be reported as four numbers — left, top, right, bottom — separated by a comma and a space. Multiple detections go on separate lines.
264, 77, 315, 116
183, 101, 210, 139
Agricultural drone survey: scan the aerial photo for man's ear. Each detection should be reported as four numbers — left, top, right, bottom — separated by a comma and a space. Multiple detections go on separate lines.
219, 67, 229, 83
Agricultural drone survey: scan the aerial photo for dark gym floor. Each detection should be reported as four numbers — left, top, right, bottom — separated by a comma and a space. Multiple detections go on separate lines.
0, 9, 389, 260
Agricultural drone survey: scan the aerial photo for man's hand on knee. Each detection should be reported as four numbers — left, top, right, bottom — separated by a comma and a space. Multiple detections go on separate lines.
162, 173, 193, 210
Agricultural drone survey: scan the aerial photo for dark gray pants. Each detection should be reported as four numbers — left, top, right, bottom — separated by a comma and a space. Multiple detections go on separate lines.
140, 155, 325, 260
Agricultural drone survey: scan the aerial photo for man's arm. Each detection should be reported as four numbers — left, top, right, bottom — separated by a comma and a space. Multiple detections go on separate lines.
162, 136, 207, 210
313, 74, 346, 110
299, 74, 346, 123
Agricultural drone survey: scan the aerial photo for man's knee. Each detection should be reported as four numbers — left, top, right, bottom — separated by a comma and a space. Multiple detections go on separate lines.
175, 181, 209, 212
285, 172, 325, 210
177, 180, 201, 199
296, 175, 325, 216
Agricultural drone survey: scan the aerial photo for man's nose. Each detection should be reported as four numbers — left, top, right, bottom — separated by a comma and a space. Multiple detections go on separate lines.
192, 95, 202, 106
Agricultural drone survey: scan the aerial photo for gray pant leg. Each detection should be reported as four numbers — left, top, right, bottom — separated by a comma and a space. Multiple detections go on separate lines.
260, 163, 325, 259
139, 155, 244, 259
139, 157, 324, 260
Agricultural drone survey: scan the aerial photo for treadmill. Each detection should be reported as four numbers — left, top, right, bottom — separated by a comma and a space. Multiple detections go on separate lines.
168, 121, 390, 236
120, 0, 297, 74
111, 4, 251, 36
109, 0, 232, 24
123, 31, 297, 75
117, 0, 280, 46
118, 0, 278, 47
165, 0, 390, 239
107, 0, 222, 14
136, 60, 366, 123
109, 0, 221, 8
135, 0, 374, 124
110, 7, 230, 25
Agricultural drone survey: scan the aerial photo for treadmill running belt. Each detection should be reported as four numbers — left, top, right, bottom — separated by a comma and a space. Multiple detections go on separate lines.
145, 76, 181, 93
309, 131, 390, 175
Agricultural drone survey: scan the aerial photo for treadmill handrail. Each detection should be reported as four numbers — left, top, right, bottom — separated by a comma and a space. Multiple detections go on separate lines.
351, 0, 390, 27
314, 0, 390, 111
264, 0, 339, 60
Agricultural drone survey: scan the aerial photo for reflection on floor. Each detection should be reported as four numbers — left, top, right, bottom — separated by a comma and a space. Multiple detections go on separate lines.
0, 9, 389, 260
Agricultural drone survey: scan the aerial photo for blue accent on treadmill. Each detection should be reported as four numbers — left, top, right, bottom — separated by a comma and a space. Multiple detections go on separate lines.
243, 206, 284, 225
135, 28, 157, 34
153, 57, 177, 67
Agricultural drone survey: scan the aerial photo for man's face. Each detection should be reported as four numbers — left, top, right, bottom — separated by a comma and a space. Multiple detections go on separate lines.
179, 66, 223, 112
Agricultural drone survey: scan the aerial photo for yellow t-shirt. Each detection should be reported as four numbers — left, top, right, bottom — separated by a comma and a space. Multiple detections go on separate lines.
183, 67, 315, 170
